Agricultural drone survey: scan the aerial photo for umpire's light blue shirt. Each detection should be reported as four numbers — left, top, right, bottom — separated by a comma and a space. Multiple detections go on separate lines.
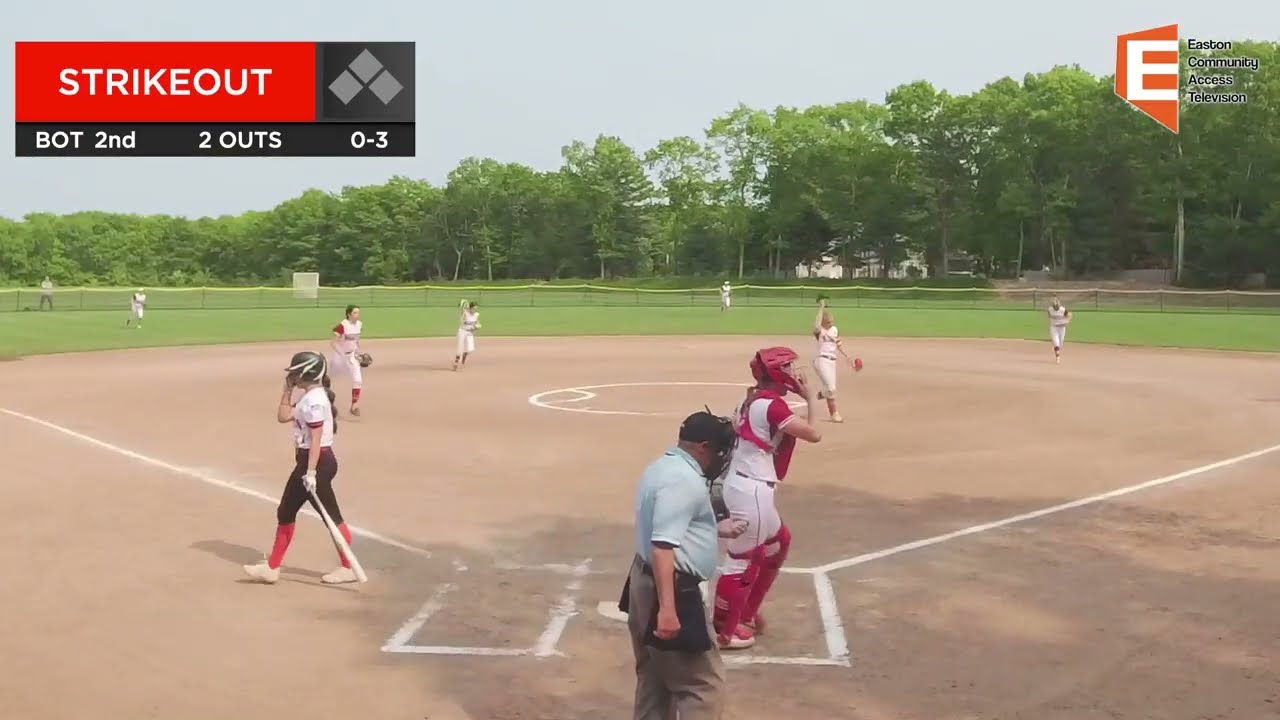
633, 446, 719, 580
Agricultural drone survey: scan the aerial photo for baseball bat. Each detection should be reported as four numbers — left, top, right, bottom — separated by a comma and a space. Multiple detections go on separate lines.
308, 488, 368, 583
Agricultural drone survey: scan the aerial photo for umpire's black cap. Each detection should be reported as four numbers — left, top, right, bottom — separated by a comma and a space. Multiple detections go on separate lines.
679, 409, 736, 450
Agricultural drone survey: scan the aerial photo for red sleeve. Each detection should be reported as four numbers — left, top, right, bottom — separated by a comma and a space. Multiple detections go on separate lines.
333, 324, 344, 335
765, 397, 793, 431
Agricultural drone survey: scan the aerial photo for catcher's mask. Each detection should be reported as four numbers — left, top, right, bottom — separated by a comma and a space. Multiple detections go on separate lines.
749, 346, 802, 396
285, 351, 327, 385
678, 408, 738, 481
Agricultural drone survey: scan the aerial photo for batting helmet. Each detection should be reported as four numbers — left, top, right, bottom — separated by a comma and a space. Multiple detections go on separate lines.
749, 346, 802, 395
285, 351, 327, 384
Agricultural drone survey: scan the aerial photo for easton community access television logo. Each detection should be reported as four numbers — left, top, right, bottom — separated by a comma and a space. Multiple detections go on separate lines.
1115, 24, 1259, 133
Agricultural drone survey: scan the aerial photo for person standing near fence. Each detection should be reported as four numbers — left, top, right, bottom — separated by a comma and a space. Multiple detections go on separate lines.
720, 282, 732, 312
1047, 297, 1071, 364
39, 277, 54, 310
621, 409, 747, 720
125, 288, 146, 328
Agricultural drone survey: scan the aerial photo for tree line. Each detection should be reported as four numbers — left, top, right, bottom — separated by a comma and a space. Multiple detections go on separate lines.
2, 40, 1276, 289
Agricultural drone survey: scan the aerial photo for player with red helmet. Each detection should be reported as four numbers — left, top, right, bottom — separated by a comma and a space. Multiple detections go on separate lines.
712, 346, 823, 649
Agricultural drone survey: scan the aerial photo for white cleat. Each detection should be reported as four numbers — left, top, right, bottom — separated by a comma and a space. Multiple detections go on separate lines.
830, 414, 844, 423
321, 567, 359, 584
243, 562, 280, 584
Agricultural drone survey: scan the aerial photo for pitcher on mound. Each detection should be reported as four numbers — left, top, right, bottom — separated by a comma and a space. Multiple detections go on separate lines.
713, 346, 823, 649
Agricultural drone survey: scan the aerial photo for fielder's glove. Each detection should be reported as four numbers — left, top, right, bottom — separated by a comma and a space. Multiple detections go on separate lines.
358, 352, 373, 368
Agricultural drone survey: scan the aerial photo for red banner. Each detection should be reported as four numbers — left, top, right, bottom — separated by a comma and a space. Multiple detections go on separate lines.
15, 42, 317, 123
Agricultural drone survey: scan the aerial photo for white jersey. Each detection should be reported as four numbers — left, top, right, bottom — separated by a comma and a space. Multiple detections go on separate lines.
1048, 306, 1069, 327
131, 293, 146, 309
292, 386, 335, 449
720, 285, 731, 299
816, 325, 839, 357
728, 394, 796, 484
460, 310, 479, 333
333, 319, 362, 354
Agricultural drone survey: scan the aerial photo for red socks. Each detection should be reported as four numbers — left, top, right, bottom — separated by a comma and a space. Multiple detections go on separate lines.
268, 523, 296, 569
338, 523, 353, 568
351, 388, 361, 404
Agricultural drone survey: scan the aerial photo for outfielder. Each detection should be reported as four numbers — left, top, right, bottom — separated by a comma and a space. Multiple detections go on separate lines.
811, 299, 862, 423
453, 301, 480, 371
1047, 296, 1071, 364
125, 288, 146, 328
720, 281, 732, 311
713, 347, 823, 650
330, 305, 370, 416
243, 351, 360, 585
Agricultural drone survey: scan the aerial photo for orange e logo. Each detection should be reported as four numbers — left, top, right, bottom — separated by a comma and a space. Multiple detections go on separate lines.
1115, 24, 1180, 133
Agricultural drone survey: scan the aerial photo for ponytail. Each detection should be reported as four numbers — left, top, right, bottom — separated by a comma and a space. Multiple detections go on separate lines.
321, 373, 339, 433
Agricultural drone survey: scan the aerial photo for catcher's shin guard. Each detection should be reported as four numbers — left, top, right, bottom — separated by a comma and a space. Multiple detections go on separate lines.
742, 525, 791, 628
714, 545, 767, 641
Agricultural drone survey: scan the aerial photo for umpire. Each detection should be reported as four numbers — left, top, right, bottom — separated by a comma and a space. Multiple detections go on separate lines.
621, 409, 746, 720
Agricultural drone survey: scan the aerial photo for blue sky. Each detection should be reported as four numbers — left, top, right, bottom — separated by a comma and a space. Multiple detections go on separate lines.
0, 0, 1270, 217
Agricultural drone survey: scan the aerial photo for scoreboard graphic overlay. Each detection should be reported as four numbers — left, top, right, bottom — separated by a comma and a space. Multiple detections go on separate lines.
14, 42, 415, 157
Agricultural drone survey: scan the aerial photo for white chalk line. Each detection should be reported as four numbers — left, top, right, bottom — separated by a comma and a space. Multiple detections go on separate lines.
813, 572, 849, 662
0, 407, 434, 559
385, 560, 591, 658
814, 440, 1280, 574
528, 381, 806, 417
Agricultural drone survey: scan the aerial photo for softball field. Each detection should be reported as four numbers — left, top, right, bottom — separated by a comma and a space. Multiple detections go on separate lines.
2, 335, 1279, 719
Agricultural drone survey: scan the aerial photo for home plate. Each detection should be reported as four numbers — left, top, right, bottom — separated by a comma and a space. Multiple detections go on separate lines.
598, 582, 711, 622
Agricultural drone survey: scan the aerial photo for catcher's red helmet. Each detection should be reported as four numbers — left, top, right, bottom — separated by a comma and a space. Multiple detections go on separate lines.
749, 346, 802, 395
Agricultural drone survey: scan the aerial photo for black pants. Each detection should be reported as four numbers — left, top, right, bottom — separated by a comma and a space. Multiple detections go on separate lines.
277, 448, 342, 525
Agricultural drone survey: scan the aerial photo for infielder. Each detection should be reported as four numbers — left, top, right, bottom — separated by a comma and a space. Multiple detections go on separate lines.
720, 281, 732, 311
1047, 296, 1071, 363
125, 288, 146, 328
712, 347, 823, 650
811, 300, 862, 423
330, 305, 368, 416
453, 301, 480, 371
243, 351, 359, 585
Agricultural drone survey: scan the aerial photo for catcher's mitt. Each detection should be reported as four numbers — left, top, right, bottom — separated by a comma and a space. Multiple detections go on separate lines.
357, 352, 373, 368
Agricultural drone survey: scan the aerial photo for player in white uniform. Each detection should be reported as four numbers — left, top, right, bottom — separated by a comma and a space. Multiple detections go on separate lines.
810, 300, 862, 423
330, 305, 364, 415
712, 346, 823, 650
720, 281, 732, 311
244, 351, 359, 585
1047, 297, 1071, 363
125, 289, 146, 328
453, 301, 480, 371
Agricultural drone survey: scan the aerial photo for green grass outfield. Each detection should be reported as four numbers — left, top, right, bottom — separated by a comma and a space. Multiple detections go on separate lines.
2, 305, 1278, 358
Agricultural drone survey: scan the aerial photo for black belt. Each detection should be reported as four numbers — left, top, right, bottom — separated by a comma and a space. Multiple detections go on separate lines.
819, 354, 837, 361
635, 555, 705, 585
735, 470, 776, 488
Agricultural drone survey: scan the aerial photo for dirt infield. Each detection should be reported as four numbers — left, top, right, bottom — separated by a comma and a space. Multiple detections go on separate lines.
2, 335, 1279, 719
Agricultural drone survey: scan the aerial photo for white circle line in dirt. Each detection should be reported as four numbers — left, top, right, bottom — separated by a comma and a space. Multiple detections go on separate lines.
528, 382, 806, 417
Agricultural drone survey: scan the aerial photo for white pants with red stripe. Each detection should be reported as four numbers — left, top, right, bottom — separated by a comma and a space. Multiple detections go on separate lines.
718, 472, 783, 575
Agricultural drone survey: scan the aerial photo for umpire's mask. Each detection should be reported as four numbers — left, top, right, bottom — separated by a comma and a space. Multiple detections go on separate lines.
678, 408, 738, 482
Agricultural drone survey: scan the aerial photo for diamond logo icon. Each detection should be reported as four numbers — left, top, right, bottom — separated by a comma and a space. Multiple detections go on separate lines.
327, 48, 403, 106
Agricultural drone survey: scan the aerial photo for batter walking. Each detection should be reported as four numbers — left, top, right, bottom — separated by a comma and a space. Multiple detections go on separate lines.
243, 351, 360, 585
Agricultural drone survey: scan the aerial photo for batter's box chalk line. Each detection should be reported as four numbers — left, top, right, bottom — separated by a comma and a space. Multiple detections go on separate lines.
381, 560, 592, 659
